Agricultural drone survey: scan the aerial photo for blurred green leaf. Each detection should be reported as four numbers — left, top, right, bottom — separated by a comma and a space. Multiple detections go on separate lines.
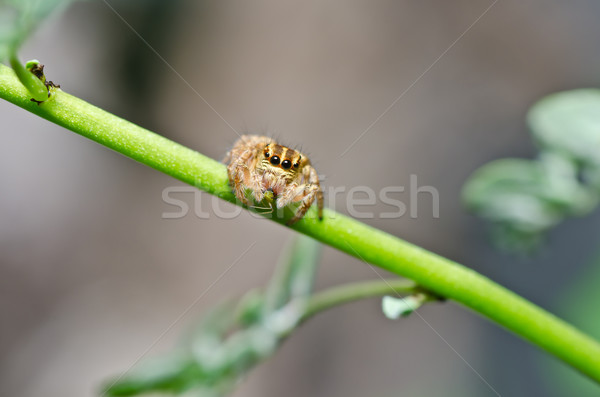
105, 235, 322, 396
104, 353, 203, 396
528, 89, 600, 167
0, 0, 77, 61
235, 289, 264, 326
262, 234, 321, 314
464, 88, 600, 252
463, 159, 571, 250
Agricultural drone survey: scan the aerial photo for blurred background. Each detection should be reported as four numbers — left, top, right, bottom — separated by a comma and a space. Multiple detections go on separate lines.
1, 1, 600, 396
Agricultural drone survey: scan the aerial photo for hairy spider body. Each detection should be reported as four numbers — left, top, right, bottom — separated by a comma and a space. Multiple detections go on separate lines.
225, 135, 324, 225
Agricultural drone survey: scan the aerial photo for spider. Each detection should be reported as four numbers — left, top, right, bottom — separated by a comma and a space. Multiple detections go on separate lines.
225, 135, 324, 225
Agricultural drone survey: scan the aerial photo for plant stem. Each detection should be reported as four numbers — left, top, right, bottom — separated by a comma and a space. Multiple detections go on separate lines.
9, 54, 47, 102
2, 63, 600, 383
303, 279, 416, 322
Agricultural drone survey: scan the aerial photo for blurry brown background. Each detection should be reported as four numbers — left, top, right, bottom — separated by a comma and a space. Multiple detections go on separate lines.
2, 1, 600, 396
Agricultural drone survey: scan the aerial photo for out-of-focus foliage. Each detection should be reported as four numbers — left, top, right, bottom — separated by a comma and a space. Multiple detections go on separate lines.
542, 251, 600, 396
0, 0, 76, 61
104, 235, 321, 397
529, 89, 600, 178
463, 89, 600, 252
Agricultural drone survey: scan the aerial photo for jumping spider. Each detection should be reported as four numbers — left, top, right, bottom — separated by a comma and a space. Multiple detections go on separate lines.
225, 135, 324, 225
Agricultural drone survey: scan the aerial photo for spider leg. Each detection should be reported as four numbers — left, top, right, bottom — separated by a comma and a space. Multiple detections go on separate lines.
276, 183, 304, 209
240, 163, 266, 202
276, 165, 324, 224
286, 185, 318, 225
227, 149, 255, 206
307, 165, 324, 220
227, 145, 267, 206
250, 202, 274, 214
231, 168, 251, 206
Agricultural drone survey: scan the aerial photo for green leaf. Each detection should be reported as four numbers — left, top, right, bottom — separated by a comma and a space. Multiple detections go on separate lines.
104, 353, 203, 396
463, 159, 564, 228
462, 156, 598, 251
0, 0, 77, 60
528, 89, 600, 167
262, 234, 321, 314
235, 289, 264, 326
464, 88, 600, 252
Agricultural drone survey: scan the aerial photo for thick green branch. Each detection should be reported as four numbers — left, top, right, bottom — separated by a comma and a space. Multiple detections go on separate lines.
2, 63, 600, 383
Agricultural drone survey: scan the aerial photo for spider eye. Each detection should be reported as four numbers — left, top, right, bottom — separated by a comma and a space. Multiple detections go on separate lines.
270, 156, 280, 165
264, 152, 270, 158
281, 159, 292, 169
293, 162, 299, 168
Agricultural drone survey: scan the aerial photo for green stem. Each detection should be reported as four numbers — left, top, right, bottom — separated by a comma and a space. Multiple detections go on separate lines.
2, 63, 600, 383
303, 279, 416, 322
9, 55, 47, 102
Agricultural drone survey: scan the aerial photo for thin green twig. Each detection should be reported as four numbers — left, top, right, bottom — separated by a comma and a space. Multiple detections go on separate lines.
303, 279, 417, 322
2, 63, 600, 383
